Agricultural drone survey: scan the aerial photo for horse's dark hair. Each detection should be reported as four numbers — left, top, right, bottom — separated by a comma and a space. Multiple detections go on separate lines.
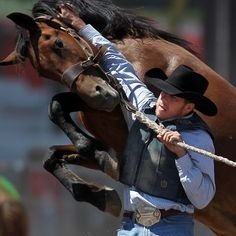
14, 28, 30, 62
32, 0, 197, 55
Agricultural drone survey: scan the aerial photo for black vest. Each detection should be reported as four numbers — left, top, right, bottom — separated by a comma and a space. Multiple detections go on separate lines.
120, 107, 213, 205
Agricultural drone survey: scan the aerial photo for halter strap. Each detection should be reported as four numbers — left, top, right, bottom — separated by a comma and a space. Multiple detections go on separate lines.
35, 15, 102, 88
62, 45, 107, 89
35, 16, 95, 58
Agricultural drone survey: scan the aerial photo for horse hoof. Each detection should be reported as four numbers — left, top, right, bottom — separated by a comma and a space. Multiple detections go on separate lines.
94, 150, 119, 180
72, 184, 122, 217
104, 187, 122, 217
43, 156, 65, 173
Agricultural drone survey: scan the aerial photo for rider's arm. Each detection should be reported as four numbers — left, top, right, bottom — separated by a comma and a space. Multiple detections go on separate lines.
80, 25, 216, 209
176, 130, 216, 209
79, 24, 156, 129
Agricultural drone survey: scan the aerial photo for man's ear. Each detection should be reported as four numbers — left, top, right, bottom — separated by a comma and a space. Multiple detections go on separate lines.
186, 102, 195, 113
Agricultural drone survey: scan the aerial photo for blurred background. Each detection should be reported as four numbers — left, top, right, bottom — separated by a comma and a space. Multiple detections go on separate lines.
0, 0, 235, 235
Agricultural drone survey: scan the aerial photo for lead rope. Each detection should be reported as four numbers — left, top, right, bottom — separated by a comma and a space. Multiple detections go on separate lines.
104, 73, 236, 168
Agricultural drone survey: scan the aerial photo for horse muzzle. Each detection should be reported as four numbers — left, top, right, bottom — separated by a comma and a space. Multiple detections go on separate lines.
83, 87, 120, 112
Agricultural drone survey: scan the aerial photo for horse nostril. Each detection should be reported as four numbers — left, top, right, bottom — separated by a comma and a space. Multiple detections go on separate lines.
95, 84, 118, 100
95, 85, 102, 93
95, 85, 111, 99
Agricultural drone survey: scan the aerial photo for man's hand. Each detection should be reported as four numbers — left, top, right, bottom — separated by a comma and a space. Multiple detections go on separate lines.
58, 3, 86, 31
157, 129, 187, 158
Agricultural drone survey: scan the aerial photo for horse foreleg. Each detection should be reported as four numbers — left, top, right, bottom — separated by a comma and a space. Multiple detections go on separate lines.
46, 145, 119, 179
65, 152, 119, 180
47, 93, 122, 215
48, 92, 100, 155
48, 92, 120, 178
43, 144, 121, 217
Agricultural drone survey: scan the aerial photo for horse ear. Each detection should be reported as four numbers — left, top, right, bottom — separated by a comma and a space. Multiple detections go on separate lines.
0, 51, 23, 65
7, 12, 40, 33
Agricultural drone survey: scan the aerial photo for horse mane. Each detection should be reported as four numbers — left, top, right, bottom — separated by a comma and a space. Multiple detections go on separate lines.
32, 0, 197, 55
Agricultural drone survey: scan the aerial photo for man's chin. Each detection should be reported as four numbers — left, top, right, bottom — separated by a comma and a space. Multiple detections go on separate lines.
156, 109, 165, 118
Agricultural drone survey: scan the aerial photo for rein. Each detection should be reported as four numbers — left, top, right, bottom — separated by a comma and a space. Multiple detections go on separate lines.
95, 73, 236, 167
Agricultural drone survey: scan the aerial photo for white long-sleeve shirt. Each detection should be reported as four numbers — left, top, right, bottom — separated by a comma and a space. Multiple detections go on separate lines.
79, 24, 216, 213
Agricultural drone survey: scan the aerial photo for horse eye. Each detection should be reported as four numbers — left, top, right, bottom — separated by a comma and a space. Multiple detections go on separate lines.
54, 39, 64, 49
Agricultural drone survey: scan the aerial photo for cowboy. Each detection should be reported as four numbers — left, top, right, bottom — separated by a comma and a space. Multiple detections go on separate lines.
59, 6, 217, 236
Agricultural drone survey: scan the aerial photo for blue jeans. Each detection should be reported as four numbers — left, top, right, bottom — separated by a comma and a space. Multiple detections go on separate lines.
117, 213, 194, 236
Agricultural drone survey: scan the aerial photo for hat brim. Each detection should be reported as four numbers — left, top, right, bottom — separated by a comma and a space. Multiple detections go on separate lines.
145, 76, 217, 116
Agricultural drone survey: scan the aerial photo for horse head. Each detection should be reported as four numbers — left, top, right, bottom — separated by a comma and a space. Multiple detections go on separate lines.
0, 12, 120, 112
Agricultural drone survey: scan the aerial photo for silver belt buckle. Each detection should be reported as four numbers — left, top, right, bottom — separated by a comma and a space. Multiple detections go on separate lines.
135, 206, 161, 227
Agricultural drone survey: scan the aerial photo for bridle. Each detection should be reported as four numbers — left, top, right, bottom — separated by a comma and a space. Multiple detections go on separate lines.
35, 16, 107, 89
35, 15, 137, 113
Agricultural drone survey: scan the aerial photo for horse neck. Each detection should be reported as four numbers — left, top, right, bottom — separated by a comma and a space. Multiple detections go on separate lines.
114, 37, 172, 79
114, 37, 236, 138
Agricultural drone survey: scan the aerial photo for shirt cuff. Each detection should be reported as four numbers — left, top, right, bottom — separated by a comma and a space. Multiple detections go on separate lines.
79, 24, 101, 41
175, 154, 193, 174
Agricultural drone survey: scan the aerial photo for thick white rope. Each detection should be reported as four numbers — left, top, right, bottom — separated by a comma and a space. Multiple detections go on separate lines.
135, 111, 236, 168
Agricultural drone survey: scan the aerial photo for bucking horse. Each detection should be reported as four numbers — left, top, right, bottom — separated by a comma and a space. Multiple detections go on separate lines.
0, 0, 236, 235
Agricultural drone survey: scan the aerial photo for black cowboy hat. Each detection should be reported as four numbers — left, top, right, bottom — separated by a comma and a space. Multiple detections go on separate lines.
145, 65, 217, 116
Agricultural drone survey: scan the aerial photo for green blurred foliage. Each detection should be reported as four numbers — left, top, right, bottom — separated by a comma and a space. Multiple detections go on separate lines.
0, 0, 36, 17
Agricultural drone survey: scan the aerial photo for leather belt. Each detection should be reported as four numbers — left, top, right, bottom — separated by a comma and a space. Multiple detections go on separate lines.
123, 209, 183, 227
